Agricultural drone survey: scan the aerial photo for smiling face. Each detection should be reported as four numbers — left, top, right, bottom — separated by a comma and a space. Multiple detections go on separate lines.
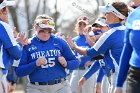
35, 24, 52, 41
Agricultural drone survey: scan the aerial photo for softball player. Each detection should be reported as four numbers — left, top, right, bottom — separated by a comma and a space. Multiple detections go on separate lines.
15, 15, 79, 93
0, 0, 25, 92
69, 2, 129, 93
69, 16, 96, 93
114, 1, 140, 93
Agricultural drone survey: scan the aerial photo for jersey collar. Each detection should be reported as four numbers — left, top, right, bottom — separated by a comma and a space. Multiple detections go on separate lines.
109, 23, 122, 28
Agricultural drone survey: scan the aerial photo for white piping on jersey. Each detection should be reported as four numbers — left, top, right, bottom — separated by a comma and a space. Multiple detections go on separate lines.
109, 49, 119, 72
0, 45, 5, 68
93, 25, 126, 51
0, 21, 17, 46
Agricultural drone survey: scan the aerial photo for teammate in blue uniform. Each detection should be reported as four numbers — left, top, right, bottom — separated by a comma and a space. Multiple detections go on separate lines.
84, 17, 116, 93
15, 15, 79, 93
114, 1, 140, 93
69, 16, 96, 93
0, 0, 26, 92
67, 2, 129, 93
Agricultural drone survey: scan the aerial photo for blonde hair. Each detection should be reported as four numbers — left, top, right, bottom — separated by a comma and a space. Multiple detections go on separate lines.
73, 23, 80, 34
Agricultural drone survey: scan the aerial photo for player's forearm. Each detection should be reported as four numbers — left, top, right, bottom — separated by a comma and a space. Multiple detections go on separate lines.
67, 59, 79, 70
84, 61, 100, 79
85, 35, 95, 46
15, 62, 37, 77
7, 45, 22, 60
96, 68, 104, 83
73, 46, 87, 56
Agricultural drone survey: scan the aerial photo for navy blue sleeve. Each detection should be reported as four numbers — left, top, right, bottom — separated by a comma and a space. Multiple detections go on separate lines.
61, 40, 79, 70
97, 68, 104, 83
86, 33, 112, 58
15, 46, 37, 77
84, 60, 100, 79
7, 44, 22, 60
116, 29, 132, 87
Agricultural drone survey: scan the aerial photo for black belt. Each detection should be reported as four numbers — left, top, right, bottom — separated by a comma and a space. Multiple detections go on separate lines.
78, 66, 90, 70
30, 78, 66, 85
78, 67, 86, 70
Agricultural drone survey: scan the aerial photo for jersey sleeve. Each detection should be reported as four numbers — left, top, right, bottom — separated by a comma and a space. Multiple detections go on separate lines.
116, 29, 132, 87
86, 32, 113, 58
15, 46, 37, 77
61, 40, 79, 70
84, 60, 100, 79
0, 22, 17, 48
96, 68, 104, 83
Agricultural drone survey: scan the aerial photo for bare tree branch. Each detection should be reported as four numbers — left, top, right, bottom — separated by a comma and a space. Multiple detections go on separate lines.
43, 0, 46, 14
9, 7, 20, 33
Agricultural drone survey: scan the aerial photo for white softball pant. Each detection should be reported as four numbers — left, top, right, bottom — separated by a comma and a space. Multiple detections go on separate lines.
70, 69, 96, 93
26, 80, 72, 93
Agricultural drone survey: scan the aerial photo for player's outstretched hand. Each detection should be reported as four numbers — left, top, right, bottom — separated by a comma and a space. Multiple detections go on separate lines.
113, 87, 122, 93
78, 77, 86, 92
36, 56, 47, 66
16, 32, 29, 47
65, 37, 77, 50
58, 53, 67, 67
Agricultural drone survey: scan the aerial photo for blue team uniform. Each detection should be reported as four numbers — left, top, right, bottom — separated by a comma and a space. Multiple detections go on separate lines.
0, 18, 22, 70
83, 23, 125, 81
15, 35, 79, 82
86, 23, 125, 65
116, 6, 140, 87
73, 35, 92, 69
83, 52, 115, 82
93, 30, 103, 35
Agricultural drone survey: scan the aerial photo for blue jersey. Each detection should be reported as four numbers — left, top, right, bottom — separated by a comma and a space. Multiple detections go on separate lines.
73, 35, 92, 67
93, 30, 103, 35
116, 6, 140, 87
0, 18, 22, 70
83, 51, 115, 81
87, 23, 125, 65
15, 35, 79, 82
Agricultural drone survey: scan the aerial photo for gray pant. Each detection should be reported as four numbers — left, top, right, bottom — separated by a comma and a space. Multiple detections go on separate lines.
70, 70, 96, 93
26, 80, 72, 93
0, 71, 8, 93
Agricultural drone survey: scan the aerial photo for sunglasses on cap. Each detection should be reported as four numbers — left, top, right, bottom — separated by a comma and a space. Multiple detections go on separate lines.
36, 19, 55, 29
40, 19, 55, 26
